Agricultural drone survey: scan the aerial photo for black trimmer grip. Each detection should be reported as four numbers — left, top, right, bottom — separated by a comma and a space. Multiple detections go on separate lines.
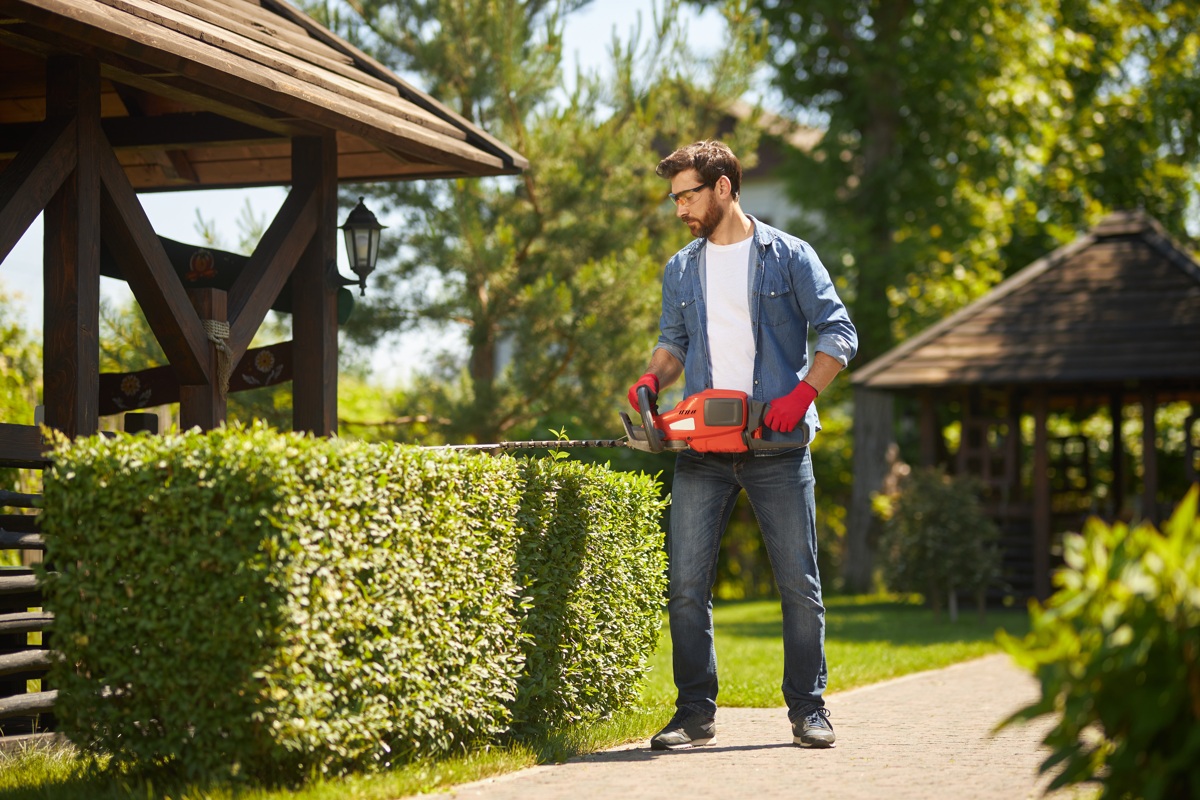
637, 385, 663, 453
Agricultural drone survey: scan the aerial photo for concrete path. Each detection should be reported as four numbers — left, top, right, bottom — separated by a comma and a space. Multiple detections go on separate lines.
438, 655, 1096, 800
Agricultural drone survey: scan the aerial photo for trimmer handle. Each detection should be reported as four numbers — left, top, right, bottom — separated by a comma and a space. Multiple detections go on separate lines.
637, 385, 664, 453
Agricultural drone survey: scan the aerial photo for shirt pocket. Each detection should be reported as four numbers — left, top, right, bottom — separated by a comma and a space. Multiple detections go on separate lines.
678, 290, 701, 337
758, 277, 797, 328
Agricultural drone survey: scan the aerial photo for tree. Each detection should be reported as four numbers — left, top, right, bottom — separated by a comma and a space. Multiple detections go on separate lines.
317, 0, 767, 444
697, 0, 1199, 363
722, 0, 1200, 592
0, 291, 40, 424
1000, 0, 1200, 270
0, 289, 42, 495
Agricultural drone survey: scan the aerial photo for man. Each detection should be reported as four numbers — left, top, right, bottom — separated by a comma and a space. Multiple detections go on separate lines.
627, 140, 857, 751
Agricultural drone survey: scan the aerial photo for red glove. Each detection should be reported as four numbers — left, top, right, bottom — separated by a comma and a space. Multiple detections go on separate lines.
764, 380, 818, 433
627, 373, 660, 412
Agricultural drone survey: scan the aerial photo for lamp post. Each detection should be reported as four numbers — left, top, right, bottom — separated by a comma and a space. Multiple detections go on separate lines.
339, 197, 385, 295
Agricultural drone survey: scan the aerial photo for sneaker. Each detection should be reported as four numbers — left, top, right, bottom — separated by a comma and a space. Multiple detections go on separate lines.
650, 707, 717, 750
792, 707, 835, 748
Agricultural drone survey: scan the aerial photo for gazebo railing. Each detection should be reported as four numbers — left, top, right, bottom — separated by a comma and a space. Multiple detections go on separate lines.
0, 439, 56, 749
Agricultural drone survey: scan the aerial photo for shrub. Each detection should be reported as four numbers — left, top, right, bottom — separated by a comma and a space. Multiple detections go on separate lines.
999, 485, 1200, 800
510, 457, 667, 733
39, 424, 666, 782
875, 466, 1004, 619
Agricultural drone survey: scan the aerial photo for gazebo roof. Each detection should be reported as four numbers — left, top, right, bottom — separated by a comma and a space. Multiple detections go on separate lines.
853, 211, 1200, 392
0, 0, 528, 190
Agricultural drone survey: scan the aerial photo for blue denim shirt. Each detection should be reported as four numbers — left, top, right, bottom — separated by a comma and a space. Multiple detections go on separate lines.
653, 216, 858, 446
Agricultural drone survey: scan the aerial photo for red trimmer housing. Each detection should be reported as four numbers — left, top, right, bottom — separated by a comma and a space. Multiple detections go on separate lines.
621, 387, 796, 453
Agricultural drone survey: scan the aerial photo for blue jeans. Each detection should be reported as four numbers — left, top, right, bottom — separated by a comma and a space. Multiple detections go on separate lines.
667, 447, 826, 722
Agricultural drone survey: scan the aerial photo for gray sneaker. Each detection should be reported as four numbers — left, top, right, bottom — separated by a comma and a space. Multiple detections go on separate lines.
650, 708, 717, 750
792, 707, 835, 748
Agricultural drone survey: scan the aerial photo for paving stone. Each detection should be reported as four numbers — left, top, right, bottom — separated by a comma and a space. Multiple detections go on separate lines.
438, 655, 1098, 800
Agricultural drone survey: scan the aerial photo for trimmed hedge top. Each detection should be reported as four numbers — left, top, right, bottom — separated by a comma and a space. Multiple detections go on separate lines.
40, 423, 667, 781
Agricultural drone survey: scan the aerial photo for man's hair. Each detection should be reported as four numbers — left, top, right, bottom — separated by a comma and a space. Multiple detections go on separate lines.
656, 140, 743, 200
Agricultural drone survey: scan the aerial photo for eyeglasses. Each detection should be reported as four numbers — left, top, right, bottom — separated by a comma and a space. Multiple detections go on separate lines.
668, 182, 714, 205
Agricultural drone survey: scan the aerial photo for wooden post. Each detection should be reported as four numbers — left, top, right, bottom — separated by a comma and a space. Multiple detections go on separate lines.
1110, 391, 1124, 519
1186, 407, 1199, 486
179, 288, 228, 431
918, 390, 939, 467
1006, 389, 1023, 502
843, 387, 894, 593
42, 57, 100, 439
1141, 388, 1158, 526
291, 135, 339, 436
1032, 389, 1051, 601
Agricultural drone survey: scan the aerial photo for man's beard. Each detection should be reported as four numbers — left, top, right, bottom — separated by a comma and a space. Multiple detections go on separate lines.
686, 202, 724, 240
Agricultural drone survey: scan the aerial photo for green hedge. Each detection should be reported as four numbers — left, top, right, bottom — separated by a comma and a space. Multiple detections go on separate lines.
39, 423, 666, 781
510, 457, 667, 732
1000, 485, 1200, 800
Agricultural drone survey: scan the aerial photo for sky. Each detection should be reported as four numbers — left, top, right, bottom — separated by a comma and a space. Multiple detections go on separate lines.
0, 0, 728, 381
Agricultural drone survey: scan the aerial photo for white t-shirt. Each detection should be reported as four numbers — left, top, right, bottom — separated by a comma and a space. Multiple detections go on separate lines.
705, 236, 756, 395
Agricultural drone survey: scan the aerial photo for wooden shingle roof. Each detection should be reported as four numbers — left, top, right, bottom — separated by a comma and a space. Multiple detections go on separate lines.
853, 211, 1200, 391
0, 0, 527, 190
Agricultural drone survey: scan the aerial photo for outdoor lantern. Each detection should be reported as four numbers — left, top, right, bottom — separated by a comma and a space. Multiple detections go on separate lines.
339, 197, 385, 295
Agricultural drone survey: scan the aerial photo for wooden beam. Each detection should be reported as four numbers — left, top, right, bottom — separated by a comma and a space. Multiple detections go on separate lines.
226, 183, 317, 361
0, 424, 48, 469
0, 690, 57, 720
0, 114, 282, 160
1141, 388, 1158, 526
0, 117, 76, 264
290, 135, 338, 436
98, 341, 294, 415
95, 136, 211, 386
42, 56, 101, 439
178, 288, 228, 431
1032, 390, 1051, 601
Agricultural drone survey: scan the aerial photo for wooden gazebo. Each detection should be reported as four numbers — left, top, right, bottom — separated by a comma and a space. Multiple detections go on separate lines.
0, 0, 525, 743
0, 0, 526, 448
846, 211, 1200, 599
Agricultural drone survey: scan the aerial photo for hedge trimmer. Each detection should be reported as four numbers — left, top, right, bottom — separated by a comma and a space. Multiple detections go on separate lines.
435, 387, 800, 454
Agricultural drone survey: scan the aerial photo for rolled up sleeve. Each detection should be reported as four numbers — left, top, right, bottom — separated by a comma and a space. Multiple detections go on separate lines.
793, 241, 858, 367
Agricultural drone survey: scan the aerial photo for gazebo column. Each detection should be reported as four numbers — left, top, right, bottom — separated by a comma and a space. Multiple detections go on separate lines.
844, 387, 894, 592
1141, 388, 1158, 526
918, 390, 939, 467
1110, 392, 1125, 519
1186, 408, 1199, 486
179, 288, 229, 431
291, 135, 339, 436
1032, 389, 1051, 600
42, 56, 100, 439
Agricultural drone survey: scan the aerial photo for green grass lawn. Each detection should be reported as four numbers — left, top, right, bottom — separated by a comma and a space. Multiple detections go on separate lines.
639, 593, 1029, 708
0, 595, 1029, 800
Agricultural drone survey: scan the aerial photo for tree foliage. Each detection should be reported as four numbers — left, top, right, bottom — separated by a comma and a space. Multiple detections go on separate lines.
703, 0, 1200, 362
0, 289, 42, 495
0, 290, 40, 425
319, 0, 767, 444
